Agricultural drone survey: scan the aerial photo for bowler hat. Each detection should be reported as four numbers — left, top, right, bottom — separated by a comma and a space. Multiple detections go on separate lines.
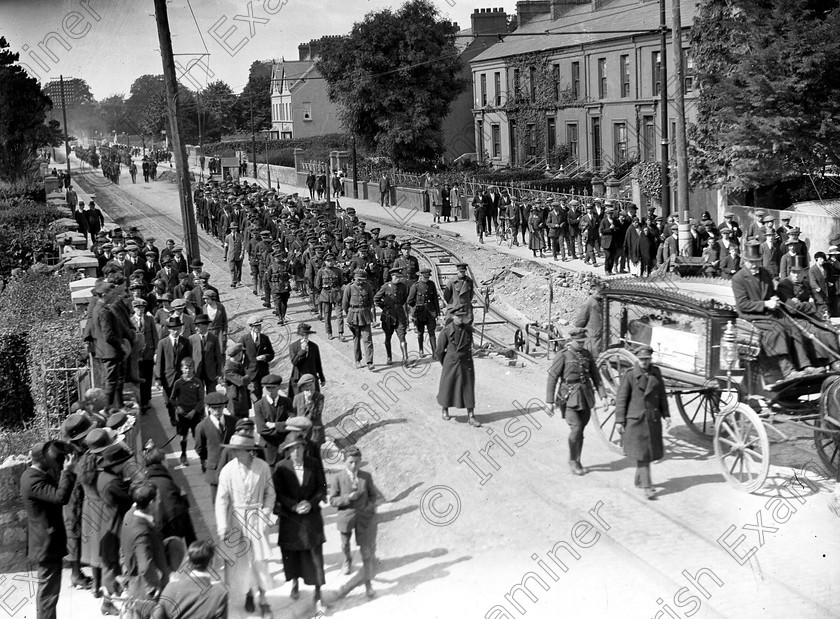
167, 316, 182, 327
194, 313, 210, 325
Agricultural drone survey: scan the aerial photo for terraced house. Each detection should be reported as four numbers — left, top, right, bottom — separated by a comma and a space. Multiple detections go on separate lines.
470, 0, 716, 211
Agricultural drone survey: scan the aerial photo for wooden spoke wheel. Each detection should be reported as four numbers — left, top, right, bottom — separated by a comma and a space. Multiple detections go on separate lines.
674, 388, 722, 440
714, 403, 770, 493
815, 376, 840, 479
593, 348, 639, 454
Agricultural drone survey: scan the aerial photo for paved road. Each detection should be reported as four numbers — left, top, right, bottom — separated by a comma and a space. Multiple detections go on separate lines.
57, 158, 840, 618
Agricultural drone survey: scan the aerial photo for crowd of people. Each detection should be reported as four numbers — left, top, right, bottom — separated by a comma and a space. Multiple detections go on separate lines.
22, 176, 488, 619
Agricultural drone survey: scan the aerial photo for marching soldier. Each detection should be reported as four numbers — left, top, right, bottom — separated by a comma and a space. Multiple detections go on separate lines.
545, 328, 605, 476
315, 253, 345, 341
374, 267, 410, 366
391, 241, 420, 287
443, 263, 475, 321
305, 246, 326, 318
342, 269, 375, 370
266, 251, 292, 325
250, 230, 271, 296
407, 267, 441, 358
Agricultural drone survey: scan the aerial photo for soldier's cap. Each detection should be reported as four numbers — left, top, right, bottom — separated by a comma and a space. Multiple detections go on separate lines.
262, 374, 282, 387
202, 289, 218, 299
297, 323, 314, 335
357, 243, 369, 250
346, 208, 356, 213
129, 282, 145, 291
344, 236, 355, 243
325, 253, 336, 260
226, 342, 244, 357
132, 298, 147, 307
384, 234, 396, 241
272, 250, 284, 258
370, 228, 381, 234
762, 215, 775, 223
353, 268, 367, 278
247, 316, 263, 327
636, 345, 654, 359
171, 298, 187, 309
568, 327, 587, 340
145, 249, 156, 257
389, 267, 403, 275
358, 221, 366, 227
206, 392, 227, 407
260, 230, 272, 238
419, 267, 432, 275
400, 241, 412, 249
456, 263, 468, 270
166, 316, 182, 327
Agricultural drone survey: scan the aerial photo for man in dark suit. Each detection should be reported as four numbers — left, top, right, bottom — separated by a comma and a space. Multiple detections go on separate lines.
809, 251, 833, 318
731, 241, 814, 383
151, 540, 228, 619
194, 392, 237, 502
84, 281, 130, 407
155, 316, 192, 425
156, 257, 178, 297
121, 482, 170, 617
240, 316, 274, 400
21, 441, 76, 619
132, 298, 159, 413
190, 314, 223, 392
598, 206, 618, 275
288, 323, 326, 398
253, 374, 294, 466
759, 225, 782, 278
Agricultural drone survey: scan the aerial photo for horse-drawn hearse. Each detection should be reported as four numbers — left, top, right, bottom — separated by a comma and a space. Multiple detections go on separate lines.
588, 277, 840, 492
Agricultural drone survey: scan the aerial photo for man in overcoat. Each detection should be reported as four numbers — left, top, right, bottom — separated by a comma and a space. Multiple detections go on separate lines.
154, 316, 192, 426
253, 374, 293, 466
240, 316, 275, 400
287, 323, 326, 397
194, 392, 237, 503
21, 441, 77, 619
613, 346, 670, 499
545, 328, 605, 475
435, 307, 480, 427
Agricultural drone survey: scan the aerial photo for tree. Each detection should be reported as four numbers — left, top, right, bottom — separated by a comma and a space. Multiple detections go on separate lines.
234, 61, 272, 133
316, 0, 466, 167
200, 80, 237, 142
127, 75, 168, 137
0, 37, 62, 181
689, 0, 840, 190
99, 94, 127, 134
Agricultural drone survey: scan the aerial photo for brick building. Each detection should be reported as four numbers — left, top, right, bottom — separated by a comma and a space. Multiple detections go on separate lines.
269, 37, 344, 140
470, 0, 716, 213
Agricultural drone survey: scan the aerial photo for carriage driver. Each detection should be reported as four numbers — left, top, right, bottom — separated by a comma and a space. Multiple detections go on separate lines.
731, 240, 818, 384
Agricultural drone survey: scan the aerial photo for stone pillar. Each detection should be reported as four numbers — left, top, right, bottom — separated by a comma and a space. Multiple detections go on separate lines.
591, 175, 605, 198
0, 458, 29, 572
605, 174, 620, 200
293, 148, 304, 172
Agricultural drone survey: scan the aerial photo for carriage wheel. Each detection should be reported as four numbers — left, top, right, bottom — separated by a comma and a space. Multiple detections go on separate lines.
674, 388, 722, 440
815, 376, 840, 479
714, 403, 770, 493
593, 348, 639, 454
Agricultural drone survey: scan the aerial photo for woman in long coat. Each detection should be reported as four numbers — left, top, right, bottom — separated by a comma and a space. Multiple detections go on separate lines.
435, 308, 481, 427
528, 208, 546, 257
215, 429, 276, 615
613, 346, 671, 499
273, 436, 328, 614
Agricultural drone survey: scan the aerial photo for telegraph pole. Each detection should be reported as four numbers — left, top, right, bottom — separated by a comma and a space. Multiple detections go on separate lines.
658, 0, 671, 219
671, 0, 690, 224
153, 0, 200, 261
264, 135, 271, 187
250, 92, 258, 179
351, 134, 359, 199
59, 75, 72, 180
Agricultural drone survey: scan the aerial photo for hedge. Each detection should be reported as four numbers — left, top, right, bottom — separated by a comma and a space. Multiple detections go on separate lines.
0, 201, 64, 278
204, 133, 353, 159
0, 272, 84, 430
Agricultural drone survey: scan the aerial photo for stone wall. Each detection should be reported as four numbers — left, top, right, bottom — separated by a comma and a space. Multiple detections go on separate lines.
0, 458, 30, 572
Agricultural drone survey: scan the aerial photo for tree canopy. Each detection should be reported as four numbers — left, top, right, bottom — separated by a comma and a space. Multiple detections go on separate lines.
689, 0, 840, 190
0, 37, 62, 181
316, 0, 466, 167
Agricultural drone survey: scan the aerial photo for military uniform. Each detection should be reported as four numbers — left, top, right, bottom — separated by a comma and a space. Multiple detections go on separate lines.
315, 262, 345, 338
407, 274, 441, 356
545, 330, 604, 474
391, 252, 420, 287
443, 270, 475, 320
342, 273, 375, 367
374, 274, 409, 364
266, 257, 292, 323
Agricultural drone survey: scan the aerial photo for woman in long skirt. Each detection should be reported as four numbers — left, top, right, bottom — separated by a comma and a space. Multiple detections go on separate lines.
273, 435, 328, 614
528, 209, 546, 257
